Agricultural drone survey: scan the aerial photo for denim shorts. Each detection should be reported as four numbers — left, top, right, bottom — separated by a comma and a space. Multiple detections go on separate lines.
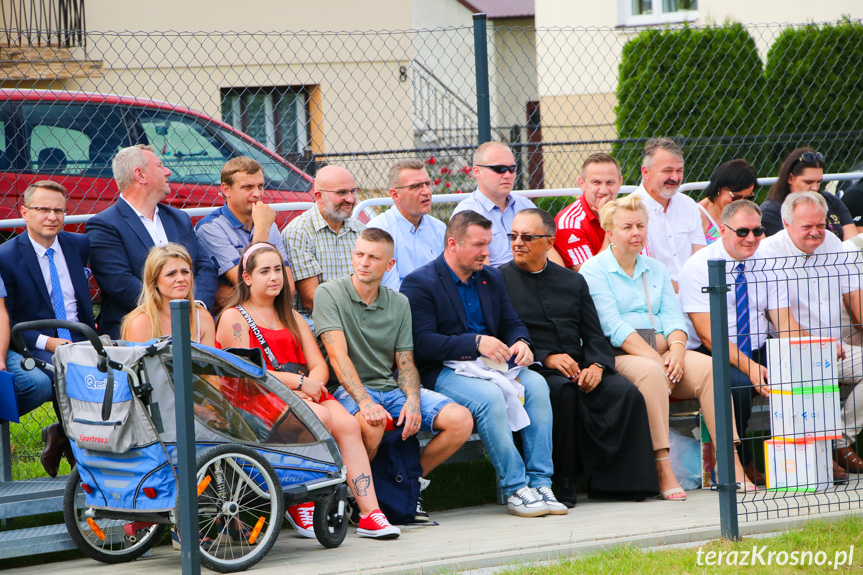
332, 386, 453, 433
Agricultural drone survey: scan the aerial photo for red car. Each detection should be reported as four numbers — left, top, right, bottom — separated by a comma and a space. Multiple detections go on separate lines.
0, 89, 314, 231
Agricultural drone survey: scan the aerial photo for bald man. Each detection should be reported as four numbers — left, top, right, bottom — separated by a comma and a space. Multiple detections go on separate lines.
282, 165, 365, 322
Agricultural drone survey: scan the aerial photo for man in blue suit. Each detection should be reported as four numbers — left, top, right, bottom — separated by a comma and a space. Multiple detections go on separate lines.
0, 180, 96, 475
401, 210, 564, 517
86, 145, 217, 339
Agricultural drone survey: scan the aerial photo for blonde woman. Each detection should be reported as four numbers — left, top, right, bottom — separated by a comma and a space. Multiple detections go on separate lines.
121, 243, 215, 346
580, 195, 753, 500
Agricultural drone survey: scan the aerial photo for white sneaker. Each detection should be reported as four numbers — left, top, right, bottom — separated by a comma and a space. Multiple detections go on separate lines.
285, 502, 316, 538
534, 486, 568, 515
507, 486, 549, 517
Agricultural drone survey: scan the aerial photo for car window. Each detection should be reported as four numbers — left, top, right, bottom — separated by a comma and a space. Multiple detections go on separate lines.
220, 129, 312, 192
138, 110, 232, 186
20, 103, 128, 177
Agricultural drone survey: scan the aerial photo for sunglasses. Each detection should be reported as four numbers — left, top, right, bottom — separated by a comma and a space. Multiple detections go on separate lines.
724, 224, 765, 238
477, 164, 517, 174
790, 151, 826, 170
507, 233, 552, 242
393, 180, 433, 191
728, 190, 754, 202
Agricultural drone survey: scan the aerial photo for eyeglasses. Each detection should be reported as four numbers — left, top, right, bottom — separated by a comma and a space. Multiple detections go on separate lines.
724, 224, 765, 238
790, 151, 826, 170
728, 190, 754, 202
507, 233, 552, 242
477, 164, 517, 174
393, 180, 433, 191
25, 206, 66, 216
318, 188, 360, 199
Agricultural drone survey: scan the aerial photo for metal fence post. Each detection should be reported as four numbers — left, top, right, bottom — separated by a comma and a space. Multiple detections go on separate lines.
705, 258, 739, 541
171, 300, 201, 575
473, 13, 491, 145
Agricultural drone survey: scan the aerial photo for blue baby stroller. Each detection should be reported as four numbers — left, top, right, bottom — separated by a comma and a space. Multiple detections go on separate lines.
12, 320, 348, 573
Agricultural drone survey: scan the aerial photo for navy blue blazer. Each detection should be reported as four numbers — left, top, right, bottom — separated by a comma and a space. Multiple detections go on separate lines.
85, 200, 217, 338
400, 254, 532, 390
0, 231, 96, 362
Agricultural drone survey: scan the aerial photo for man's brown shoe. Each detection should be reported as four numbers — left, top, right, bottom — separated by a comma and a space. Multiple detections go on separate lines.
833, 459, 849, 484
835, 446, 863, 474
40, 423, 69, 478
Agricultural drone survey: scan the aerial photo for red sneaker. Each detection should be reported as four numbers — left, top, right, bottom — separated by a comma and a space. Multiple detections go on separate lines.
285, 502, 315, 538
357, 509, 400, 539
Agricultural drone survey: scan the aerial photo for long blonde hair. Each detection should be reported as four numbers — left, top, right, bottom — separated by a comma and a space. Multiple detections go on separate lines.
120, 243, 200, 341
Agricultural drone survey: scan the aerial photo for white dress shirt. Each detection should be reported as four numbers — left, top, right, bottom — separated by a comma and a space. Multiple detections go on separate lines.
366, 207, 446, 291
631, 185, 706, 282
760, 230, 860, 341
678, 239, 788, 350
28, 234, 79, 349
121, 195, 169, 246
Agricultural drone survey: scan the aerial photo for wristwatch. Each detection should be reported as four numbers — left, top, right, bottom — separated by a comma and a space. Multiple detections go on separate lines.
591, 362, 607, 372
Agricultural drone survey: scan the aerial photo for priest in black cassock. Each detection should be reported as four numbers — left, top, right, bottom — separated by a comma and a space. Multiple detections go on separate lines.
500, 208, 658, 505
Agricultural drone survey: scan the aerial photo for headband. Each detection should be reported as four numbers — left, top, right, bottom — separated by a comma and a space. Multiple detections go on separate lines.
242, 242, 272, 270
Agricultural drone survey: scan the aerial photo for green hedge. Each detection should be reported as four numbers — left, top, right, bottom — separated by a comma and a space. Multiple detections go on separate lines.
764, 19, 863, 175
614, 23, 766, 185
614, 20, 863, 188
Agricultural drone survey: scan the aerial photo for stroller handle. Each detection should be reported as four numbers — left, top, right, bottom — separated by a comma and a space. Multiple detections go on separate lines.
12, 320, 123, 421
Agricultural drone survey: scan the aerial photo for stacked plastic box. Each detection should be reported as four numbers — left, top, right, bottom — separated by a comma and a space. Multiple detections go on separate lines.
766, 337, 840, 491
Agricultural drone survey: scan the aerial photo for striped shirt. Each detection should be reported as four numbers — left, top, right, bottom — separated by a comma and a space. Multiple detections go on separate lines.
554, 194, 604, 268
281, 205, 364, 317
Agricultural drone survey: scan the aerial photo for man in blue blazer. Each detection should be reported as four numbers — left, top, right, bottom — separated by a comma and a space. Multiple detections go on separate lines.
86, 145, 217, 339
401, 210, 563, 518
0, 180, 96, 475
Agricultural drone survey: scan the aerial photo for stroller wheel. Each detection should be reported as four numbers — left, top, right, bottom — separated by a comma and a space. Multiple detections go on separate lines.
63, 467, 166, 564
196, 444, 284, 573
313, 484, 348, 549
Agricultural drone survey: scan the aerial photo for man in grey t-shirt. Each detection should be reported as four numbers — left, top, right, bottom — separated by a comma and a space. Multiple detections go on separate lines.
313, 227, 472, 522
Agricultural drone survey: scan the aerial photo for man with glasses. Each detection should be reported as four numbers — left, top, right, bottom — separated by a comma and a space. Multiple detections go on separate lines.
453, 142, 537, 267
282, 165, 364, 323
761, 192, 863, 475
366, 159, 446, 290
0, 180, 96, 475
678, 200, 802, 485
196, 156, 295, 313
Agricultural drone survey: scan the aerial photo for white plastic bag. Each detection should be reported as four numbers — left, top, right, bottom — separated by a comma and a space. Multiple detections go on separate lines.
669, 428, 702, 491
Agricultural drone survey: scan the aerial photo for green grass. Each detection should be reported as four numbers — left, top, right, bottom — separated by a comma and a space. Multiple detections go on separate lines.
8, 404, 66, 480
495, 515, 863, 575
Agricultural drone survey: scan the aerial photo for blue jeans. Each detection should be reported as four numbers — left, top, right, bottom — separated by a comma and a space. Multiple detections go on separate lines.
435, 366, 553, 496
6, 350, 54, 416
332, 386, 453, 433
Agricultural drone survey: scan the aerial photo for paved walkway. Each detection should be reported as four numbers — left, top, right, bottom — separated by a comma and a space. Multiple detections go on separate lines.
15, 487, 863, 574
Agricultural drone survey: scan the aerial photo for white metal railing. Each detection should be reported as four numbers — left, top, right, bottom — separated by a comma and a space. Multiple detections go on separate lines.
2, 171, 861, 231
0, 202, 315, 230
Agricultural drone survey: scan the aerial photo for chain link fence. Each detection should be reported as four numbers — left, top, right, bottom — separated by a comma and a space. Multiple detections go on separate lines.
3, 18, 863, 476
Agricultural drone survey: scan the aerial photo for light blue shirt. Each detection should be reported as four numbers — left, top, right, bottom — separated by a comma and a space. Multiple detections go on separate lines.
453, 190, 536, 267
579, 248, 688, 348
367, 207, 446, 291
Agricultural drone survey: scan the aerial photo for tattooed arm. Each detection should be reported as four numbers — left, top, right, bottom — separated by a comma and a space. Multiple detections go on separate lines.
395, 350, 422, 438
320, 330, 391, 427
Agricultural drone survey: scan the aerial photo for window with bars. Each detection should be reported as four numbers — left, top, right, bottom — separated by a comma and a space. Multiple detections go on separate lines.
220, 87, 309, 161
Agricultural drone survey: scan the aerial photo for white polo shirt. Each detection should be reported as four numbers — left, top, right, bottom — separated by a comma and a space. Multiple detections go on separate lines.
760, 230, 860, 341
678, 239, 788, 350
631, 185, 706, 282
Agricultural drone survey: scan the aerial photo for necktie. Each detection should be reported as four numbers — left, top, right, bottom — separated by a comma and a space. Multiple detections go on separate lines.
734, 261, 751, 358
46, 248, 72, 341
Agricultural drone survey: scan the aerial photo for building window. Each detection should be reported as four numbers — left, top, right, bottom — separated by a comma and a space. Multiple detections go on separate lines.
221, 87, 309, 161
619, 0, 698, 26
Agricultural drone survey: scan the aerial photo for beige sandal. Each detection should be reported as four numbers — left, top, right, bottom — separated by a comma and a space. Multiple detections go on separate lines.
655, 456, 687, 501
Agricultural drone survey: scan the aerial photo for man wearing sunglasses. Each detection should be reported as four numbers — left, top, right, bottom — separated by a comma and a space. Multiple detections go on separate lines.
282, 165, 365, 324
0, 180, 96, 476
452, 142, 537, 267
679, 200, 803, 485
366, 159, 446, 291
761, 192, 863, 476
